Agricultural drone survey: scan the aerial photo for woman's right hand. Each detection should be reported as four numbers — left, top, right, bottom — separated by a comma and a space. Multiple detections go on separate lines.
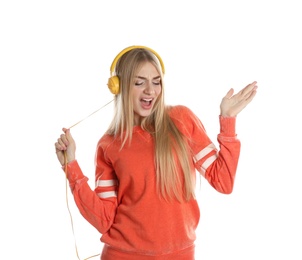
54, 128, 76, 166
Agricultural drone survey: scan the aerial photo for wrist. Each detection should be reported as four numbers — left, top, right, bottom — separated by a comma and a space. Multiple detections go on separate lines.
219, 115, 236, 136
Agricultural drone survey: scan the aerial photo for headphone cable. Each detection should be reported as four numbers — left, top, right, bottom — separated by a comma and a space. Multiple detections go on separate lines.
63, 99, 114, 259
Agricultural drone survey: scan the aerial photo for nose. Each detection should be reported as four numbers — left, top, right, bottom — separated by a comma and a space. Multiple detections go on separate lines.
144, 81, 155, 94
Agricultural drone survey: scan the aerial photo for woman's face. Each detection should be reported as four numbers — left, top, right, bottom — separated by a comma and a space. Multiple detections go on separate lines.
131, 62, 162, 125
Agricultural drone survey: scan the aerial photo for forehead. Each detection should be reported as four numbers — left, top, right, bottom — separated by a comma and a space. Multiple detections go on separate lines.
136, 62, 159, 76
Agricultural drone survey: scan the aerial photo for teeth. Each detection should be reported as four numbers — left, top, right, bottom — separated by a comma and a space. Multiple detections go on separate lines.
142, 98, 152, 101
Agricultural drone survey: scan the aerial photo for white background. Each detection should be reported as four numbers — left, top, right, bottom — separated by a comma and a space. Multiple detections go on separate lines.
1, 0, 301, 259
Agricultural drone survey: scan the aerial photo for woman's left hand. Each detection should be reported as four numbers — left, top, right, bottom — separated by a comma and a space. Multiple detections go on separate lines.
220, 81, 258, 117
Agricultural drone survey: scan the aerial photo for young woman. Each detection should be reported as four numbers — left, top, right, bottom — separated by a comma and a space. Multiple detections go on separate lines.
55, 46, 257, 259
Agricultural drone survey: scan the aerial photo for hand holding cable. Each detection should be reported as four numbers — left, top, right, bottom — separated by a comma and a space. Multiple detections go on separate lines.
55, 127, 76, 167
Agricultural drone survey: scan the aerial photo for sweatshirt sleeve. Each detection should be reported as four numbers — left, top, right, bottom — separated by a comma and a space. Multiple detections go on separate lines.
171, 106, 240, 194
203, 116, 240, 194
63, 146, 118, 234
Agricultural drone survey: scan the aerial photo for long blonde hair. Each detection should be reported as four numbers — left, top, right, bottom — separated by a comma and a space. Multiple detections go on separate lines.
107, 48, 195, 201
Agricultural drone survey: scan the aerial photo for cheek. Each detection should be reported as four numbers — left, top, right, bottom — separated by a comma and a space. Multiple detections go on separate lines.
131, 88, 140, 99
156, 86, 162, 96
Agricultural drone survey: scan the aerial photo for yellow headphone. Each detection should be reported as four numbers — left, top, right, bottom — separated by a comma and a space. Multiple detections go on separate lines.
107, 45, 165, 95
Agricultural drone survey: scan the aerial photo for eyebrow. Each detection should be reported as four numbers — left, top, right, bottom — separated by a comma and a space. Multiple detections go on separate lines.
135, 76, 161, 80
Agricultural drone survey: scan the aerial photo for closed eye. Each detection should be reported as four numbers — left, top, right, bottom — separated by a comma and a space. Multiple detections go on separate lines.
135, 81, 144, 86
135, 76, 161, 86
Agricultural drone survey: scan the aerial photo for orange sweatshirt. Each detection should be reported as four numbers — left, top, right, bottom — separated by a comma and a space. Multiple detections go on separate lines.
64, 105, 240, 259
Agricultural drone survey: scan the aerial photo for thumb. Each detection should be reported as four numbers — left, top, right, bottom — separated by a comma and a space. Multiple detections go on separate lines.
62, 127, 69, 133
62, 128, 74, 142
224, 88, 234, 99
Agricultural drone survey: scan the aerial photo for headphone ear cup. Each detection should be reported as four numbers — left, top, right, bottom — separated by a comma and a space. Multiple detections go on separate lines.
107, 76, 120, 95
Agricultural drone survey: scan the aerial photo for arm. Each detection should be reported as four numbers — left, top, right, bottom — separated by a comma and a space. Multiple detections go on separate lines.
202, 116, 240, 194
64, 159, 118, 234
199, 81, 257, 193
189, 81, 257, 194
55, 129, 118, 234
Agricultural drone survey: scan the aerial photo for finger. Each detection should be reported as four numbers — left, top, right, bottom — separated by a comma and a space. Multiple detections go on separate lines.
55, 139, 66, 150
242, 83, 258, 101
241, 81, 258, 96
65, 128, 75, 145
237, 88, 257, 110
235, 82, 257, 102
59, 134, 69, 146
224, 88, 234, 99
55, 143, 64, 154
55, 146, 63, 153
244, 88, 257, 103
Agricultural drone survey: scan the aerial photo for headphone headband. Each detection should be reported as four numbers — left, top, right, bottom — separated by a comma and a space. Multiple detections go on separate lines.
109, 45, 165, 75
107, 45, 165, 95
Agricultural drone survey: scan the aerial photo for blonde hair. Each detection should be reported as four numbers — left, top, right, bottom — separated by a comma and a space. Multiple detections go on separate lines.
107, 48, 195, 201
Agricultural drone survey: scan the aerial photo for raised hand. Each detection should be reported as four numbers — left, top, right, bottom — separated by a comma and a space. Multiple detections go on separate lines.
220, 81, 258, 117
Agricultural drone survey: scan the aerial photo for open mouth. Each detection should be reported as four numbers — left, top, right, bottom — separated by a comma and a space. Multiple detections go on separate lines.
141, 98, 153, 106
140, 98, 154, 109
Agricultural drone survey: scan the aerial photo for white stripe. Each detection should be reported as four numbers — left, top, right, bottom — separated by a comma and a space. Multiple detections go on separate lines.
97, 191, 117, 199
202, 154, 217, 171
96, 179, 117, 187
194, 143, 217, 162
199, 168, 206, 177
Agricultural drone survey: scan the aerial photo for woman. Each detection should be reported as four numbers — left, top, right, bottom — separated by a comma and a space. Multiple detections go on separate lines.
55, 46, 257, 259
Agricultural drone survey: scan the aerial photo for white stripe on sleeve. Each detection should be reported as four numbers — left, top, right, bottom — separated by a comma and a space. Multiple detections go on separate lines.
95, 179, 117, 187
202, 154, 218, 171
97, 191, 117, 199
194, 143, 217, 162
